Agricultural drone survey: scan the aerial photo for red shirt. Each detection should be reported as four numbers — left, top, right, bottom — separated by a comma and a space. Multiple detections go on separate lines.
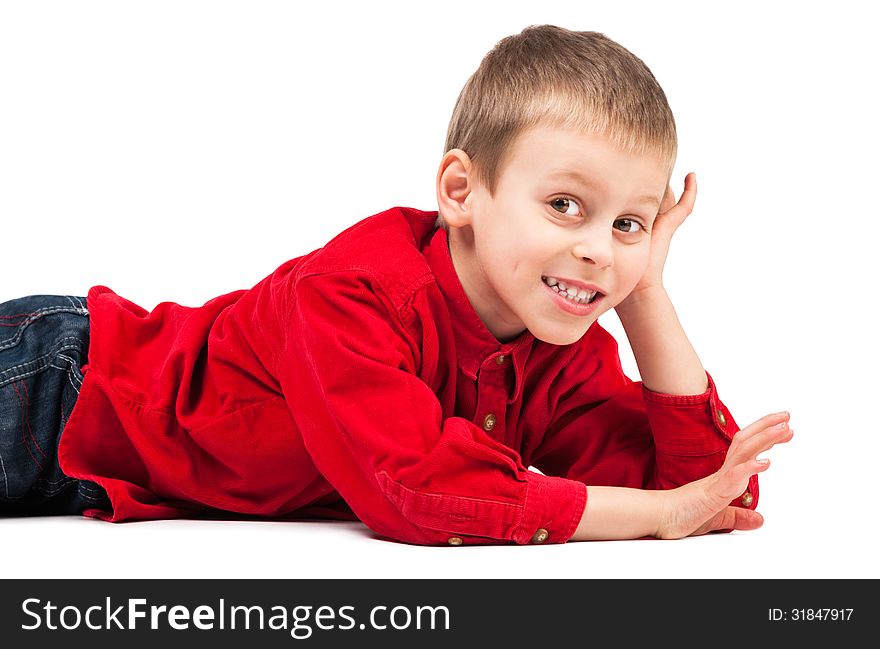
58, 206, 757, 546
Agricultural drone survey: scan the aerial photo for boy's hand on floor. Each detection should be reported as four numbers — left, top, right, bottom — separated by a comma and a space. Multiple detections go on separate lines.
654, 411, 793, 539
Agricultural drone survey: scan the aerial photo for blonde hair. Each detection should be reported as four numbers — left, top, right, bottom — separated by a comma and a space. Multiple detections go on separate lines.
437, 25, 677, 231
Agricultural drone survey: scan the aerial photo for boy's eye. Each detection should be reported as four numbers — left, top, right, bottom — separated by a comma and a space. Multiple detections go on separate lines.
550, 198, 646, 234
614, 218, 643, 234
550, 197, 581, 217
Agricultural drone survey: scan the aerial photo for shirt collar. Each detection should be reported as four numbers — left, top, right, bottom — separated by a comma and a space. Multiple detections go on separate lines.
423, 221, 534, 401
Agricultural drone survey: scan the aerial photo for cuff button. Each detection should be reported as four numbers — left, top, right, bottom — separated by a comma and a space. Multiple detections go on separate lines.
447, 537, 463, 546
741, 492, 754, 507
531, 528, 549, 544
715, 409, 727, 427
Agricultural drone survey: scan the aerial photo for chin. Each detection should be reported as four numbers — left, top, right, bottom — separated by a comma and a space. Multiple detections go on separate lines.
532, 323, 593, 346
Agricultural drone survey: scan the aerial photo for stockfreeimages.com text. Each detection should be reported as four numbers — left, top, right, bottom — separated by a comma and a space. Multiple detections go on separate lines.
21, 597, 450, 638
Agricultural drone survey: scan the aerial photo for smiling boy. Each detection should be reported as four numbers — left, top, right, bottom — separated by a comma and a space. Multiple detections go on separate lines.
0, 25, 791, 544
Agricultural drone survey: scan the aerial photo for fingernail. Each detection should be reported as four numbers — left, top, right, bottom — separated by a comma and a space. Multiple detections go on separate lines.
772, 422, 787, 430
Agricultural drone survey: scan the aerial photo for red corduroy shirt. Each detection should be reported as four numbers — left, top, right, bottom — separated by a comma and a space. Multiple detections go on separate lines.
58, 206, 757, 546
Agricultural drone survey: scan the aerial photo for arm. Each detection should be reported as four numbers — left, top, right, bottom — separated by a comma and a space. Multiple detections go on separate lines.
615, 286, 707, 395
614, 172, 706, 396
279, 272, 586, 546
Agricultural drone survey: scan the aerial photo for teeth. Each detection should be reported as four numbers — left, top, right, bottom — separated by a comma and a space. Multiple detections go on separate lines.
542, 276, 598, 305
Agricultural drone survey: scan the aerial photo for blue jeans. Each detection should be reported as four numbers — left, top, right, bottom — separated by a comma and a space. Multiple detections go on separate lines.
0, 295, 110, 515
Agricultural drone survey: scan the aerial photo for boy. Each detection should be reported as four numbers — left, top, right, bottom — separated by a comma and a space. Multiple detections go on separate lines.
0, 25, 791, 545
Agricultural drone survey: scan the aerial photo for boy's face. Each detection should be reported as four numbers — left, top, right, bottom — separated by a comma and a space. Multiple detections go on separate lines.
438, 124, 668, 345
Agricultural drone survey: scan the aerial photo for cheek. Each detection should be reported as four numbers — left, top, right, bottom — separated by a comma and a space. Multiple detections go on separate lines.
617, 246, 651, 289
484, 227, 534, 270
475, 229, 526, 288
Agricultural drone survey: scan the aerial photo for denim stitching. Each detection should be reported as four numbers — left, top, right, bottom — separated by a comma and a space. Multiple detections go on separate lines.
0, 304, 87, 321
0, 306, 88, 352
0, 452, 8, 498
0, 337, 86, 387
11, 381, 43, 468
0, 336, 84, 374
20, 379, 48, 461
57, 353, 84, 389
67, 366, 82, 394
6, 478, 103, 499
77, 480, 107, 500
66, 295, 86, 311
76, 482, 106, 501
34, 475, 75, 487
48, 362, 84, 396
50, 355, 84, 394
33, 478, 75, 496
77, 480, 107, 502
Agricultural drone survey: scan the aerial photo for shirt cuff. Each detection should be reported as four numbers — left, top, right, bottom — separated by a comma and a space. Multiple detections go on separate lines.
642, 371, 737, 456
642, 371, 759, 512
513, 471, 587, 545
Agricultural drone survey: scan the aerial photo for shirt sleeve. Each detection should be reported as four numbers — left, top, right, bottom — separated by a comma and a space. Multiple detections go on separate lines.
530, 331, 758, 516
277, 272, 586, 546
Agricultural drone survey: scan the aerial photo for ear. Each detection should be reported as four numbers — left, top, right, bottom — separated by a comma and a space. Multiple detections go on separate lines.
436, 148, 476, 229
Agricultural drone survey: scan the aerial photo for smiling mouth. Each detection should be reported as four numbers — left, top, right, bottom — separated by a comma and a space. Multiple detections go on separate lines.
541, 276, 603, 304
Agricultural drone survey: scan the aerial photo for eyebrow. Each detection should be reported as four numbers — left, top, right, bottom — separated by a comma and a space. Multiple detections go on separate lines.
547, 170, 661, 209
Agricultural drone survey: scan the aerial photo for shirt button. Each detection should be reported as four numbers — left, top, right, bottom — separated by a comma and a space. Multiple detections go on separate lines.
531, 528, 549, 544
495, 354, 507, 365
716, 409, 727, 427
447, 537, 463, 546
482, 413, 497, 431
741, 492, 754, 507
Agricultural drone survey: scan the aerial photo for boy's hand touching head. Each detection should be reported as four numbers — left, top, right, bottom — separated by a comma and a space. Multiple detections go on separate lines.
619, 171, 698, 302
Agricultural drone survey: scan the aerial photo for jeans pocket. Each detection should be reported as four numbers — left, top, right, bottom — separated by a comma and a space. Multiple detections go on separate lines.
0, 295, 92, 509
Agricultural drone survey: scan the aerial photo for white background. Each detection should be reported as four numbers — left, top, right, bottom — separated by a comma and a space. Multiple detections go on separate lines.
1, 0, 877, 578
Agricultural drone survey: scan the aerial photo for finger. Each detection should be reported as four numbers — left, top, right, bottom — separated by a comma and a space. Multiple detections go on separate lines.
731, 424, 794, 468
731, 507, 764, 531
706, 507, 765, 535
728, 411, 791, 449
724, 428, 790, 475
691, 505, 764, 536
659, 172, 697, 220
728, 419, 792, 465
677, 172, 697, 214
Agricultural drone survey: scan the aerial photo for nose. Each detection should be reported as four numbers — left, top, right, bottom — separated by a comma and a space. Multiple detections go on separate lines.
572, 228, 613, 269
